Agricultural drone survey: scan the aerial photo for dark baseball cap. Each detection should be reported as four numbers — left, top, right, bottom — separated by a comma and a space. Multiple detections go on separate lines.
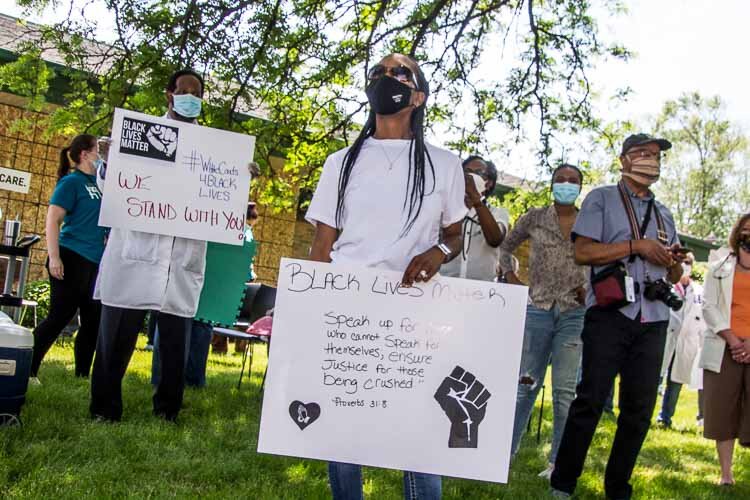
620, 133, 672, 156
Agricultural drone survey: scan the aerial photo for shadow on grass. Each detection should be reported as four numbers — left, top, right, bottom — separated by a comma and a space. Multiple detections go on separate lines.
5, 345, 750, 499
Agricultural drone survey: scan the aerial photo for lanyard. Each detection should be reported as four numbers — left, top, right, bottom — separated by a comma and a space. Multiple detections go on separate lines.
617, 181, 668, 246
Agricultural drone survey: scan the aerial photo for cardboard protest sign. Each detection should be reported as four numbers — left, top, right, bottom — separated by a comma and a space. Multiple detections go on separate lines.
99, 108, 255, 245
258, 258, 528, 483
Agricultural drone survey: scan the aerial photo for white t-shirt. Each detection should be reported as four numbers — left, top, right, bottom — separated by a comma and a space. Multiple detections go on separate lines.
440, 205, 509, 281
306, 137, 466, 272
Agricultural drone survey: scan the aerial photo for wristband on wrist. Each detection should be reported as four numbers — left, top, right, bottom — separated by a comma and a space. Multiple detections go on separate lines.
436, 243, 452, 262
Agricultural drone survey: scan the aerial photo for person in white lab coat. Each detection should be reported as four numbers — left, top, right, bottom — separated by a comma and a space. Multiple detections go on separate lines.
90, 69, 208, 422
656, 253, 706, 427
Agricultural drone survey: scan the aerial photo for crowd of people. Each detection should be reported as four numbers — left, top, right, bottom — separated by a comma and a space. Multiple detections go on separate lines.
25, 55, 749, 499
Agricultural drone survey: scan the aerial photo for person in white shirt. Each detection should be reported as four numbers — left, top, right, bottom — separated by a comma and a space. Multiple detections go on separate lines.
657, 253, 706, 428
440, 156, 508, 281
90, 69, 208, 423
306, 53, 466, 500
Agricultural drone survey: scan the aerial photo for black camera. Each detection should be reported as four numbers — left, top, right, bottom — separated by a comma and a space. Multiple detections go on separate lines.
643, 278, 683, 311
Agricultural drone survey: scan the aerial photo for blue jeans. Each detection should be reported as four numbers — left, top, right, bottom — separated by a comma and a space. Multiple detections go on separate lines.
511, 304, 585, 463
152, 320, 212, 387
328, 462, 441, 500
657, 354, 682, 426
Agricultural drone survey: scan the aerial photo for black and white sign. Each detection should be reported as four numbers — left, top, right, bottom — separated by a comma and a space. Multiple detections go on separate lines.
258, 259, 528, 483
99, 108, 255, 245
119, 117, 180, 163
0, 167, 31, 194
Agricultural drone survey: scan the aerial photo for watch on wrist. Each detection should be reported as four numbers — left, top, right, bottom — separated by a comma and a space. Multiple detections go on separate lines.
436, 243, 452, 262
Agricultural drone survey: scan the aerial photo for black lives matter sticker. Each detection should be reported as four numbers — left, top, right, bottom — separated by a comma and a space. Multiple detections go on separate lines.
119, 117, 179, 162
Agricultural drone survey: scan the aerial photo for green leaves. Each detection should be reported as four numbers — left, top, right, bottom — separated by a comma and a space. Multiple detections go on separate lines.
6, 0, 623, 210
653, 92, 748, 240
0, 46, 52, 112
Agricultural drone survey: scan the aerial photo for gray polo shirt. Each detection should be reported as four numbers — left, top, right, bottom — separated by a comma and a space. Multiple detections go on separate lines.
572, 182, 678, 323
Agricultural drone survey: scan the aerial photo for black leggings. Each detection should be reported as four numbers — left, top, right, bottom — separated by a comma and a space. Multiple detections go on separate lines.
30, 245, 102, 377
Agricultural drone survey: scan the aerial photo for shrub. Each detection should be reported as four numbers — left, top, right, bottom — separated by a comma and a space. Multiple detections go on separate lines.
22, 279, 51, 328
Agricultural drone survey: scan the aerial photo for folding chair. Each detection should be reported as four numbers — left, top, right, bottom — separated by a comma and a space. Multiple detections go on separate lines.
211, 283, 276, 389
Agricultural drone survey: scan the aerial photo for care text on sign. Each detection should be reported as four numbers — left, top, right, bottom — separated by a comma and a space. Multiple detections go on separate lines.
0, 167, 31, 194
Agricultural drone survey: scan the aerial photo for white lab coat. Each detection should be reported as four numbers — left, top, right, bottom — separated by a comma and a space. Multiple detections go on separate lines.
94, 229, 206, 318
660, 283, 706, 385
93, 113, 207, 318
700, 254, 737, 374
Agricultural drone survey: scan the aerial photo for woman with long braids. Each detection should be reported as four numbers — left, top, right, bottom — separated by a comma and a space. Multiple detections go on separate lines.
306, 54, 466, 500
29, 134, 106, 383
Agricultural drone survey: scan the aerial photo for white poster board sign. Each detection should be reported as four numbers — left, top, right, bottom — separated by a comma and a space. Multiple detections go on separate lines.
0, 167, 31, 194
99, 108, 255, 245
258, 258, 528, 483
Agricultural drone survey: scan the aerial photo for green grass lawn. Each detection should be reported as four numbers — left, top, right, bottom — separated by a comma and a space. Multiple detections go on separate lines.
1, 338, 748, 499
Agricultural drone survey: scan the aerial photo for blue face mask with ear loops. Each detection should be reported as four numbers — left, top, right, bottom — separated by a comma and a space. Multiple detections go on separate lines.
172, 93, 202, 118
552, 182, 581, 205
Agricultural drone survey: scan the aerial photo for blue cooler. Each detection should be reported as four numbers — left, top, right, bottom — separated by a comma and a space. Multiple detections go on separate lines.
0, 322, 33, 419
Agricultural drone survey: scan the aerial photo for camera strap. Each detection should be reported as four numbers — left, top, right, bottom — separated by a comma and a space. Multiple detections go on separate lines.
617, 181, 668, 265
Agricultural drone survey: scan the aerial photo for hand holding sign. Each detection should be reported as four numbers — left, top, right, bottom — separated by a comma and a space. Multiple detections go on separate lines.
434, 366, 491, 448
146, 125, 178, 157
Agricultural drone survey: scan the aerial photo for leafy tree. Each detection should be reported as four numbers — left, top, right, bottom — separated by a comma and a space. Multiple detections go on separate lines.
6, 0, 630, 209
653, 92, 747, 240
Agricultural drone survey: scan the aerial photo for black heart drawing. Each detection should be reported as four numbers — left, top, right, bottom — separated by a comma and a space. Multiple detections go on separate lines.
288, 401, 321, 430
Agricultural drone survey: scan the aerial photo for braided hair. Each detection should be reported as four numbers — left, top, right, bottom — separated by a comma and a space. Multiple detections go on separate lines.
335, 56, 434, 235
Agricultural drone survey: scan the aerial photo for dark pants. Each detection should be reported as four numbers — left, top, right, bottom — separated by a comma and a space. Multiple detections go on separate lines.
551, 308, 667, 499
657, 354, 682, 426
30, 246, 101, 377
151, 319, 211, 387
147, 311, 158, 346
90, 305, 190, 421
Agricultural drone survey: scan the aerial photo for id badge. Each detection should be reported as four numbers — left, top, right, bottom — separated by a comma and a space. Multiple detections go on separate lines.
625, 276, 636, 303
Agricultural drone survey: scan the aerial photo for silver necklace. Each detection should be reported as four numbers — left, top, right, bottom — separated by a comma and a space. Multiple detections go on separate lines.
379, 142, 410, 171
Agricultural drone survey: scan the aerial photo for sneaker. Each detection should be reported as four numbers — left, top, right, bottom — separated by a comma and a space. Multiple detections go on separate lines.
697, 418, 704, 427
28, 377, 41, 386
539, 463, 555, 479
144, 344, 154, 352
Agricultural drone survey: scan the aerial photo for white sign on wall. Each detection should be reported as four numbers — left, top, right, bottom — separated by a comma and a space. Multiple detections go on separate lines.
99, 108, 255, 245
258, 258, 528, 483
0, 167, 31, 194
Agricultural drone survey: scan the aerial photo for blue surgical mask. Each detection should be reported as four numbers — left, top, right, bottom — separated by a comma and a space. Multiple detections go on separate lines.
552, 182, 580, 205
172, 93, 202, 118
93, 158, 104, 171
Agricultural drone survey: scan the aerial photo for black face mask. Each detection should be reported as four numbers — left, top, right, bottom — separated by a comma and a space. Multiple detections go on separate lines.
366, 76, 413, 115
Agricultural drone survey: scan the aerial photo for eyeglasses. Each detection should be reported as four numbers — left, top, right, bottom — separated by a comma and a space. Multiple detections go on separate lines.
626, 149, 663, 160
367, 64, 417, 86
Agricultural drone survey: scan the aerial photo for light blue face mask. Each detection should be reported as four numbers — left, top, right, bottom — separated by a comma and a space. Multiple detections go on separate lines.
172, 93, 202, 118
93, 157, 104, 171
552, 182, 581, 205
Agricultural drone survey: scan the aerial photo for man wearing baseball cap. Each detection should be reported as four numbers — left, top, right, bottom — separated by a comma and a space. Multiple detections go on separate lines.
550, 134, 687, 499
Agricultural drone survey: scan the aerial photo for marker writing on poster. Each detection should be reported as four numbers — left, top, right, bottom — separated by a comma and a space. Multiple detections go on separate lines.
285, 262, 506, 306
320, 309, 451, 406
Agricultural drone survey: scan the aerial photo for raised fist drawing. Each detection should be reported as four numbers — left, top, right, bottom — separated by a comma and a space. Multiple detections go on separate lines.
434, 366, 491, 448
146, 125, 178, 157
